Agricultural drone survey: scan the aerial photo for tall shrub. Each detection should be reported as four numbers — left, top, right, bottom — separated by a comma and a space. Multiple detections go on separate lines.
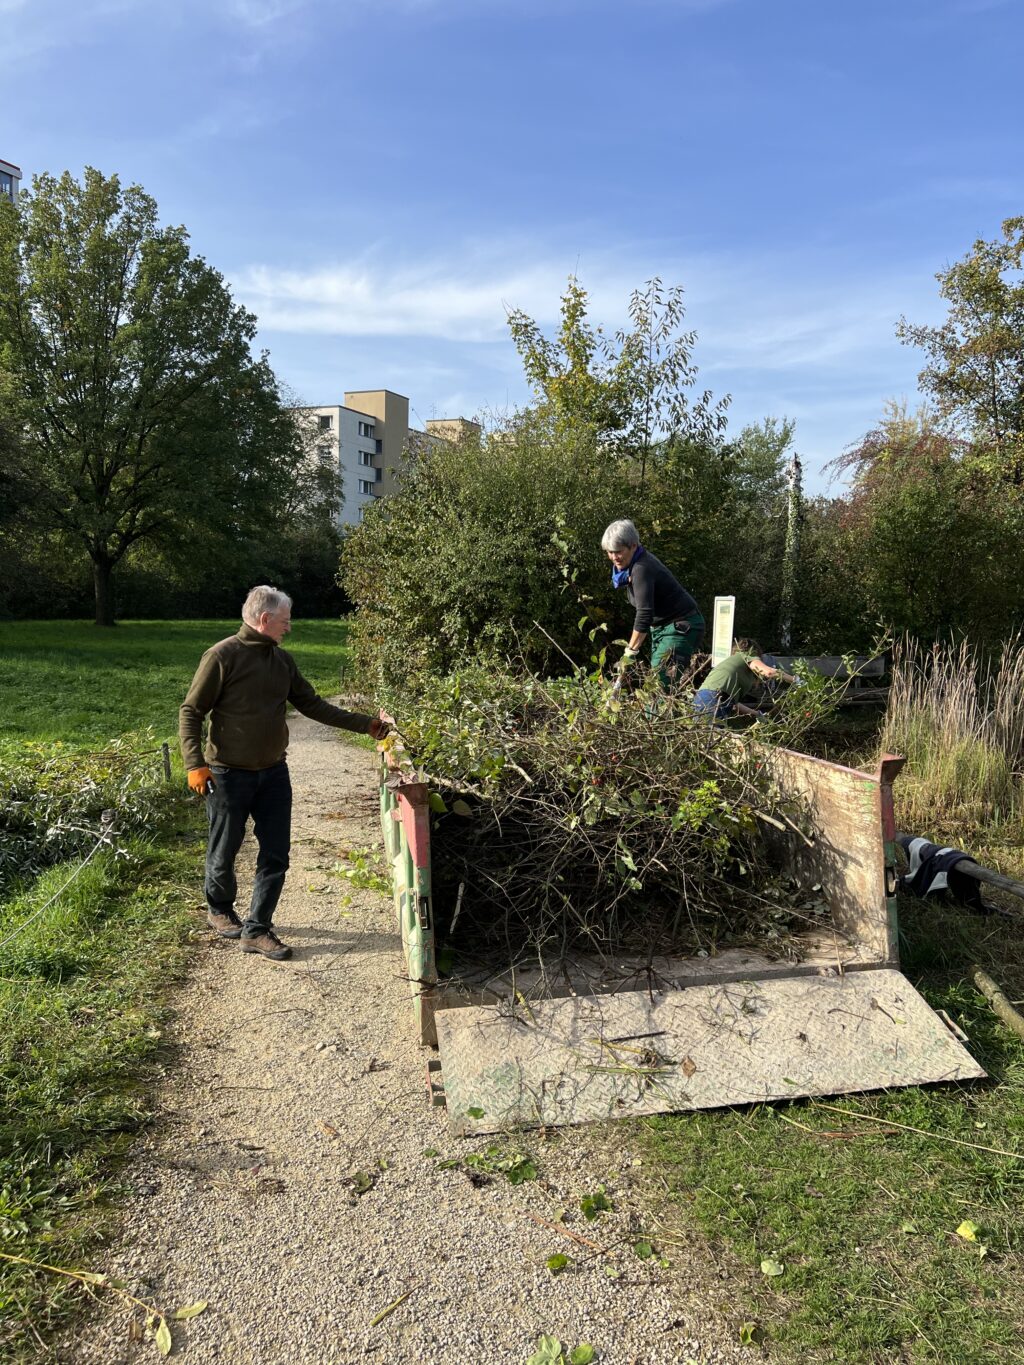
341, 414, 639, 693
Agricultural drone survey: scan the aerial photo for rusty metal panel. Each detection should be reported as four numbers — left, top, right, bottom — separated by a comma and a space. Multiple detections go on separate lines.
434, 969, 985, 1135
758, 746, 899, 966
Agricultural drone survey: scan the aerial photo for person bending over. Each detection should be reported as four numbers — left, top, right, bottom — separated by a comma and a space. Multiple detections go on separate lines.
692, 639, 795, 720
601, 518, 704, 691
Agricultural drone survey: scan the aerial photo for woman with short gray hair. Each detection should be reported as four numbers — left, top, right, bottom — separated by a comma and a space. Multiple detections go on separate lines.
602, 519, 704, 690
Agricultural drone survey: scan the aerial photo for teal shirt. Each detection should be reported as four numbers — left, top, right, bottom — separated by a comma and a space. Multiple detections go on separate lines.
702, 651, 760, 702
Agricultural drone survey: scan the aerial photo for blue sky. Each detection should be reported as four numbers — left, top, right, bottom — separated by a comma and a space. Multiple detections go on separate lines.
3, 0, 1021, 488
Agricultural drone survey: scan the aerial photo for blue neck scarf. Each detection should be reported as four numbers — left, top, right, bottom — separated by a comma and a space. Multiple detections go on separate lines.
611, 544, 645, 589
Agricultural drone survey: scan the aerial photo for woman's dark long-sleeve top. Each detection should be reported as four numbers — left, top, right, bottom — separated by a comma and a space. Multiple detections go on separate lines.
626, 552, 700, 635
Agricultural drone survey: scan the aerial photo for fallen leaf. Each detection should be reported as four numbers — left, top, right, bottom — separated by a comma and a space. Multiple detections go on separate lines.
633, 1239, 654, 1260
526, 1336, 563, 1365
545, 1253, 570, 1274
569, 1347, 596, 1364
155, 1317, 172, 1356
900, 1220, 918, 1235
957, 1219, 982, 1242
681, 1056, 697, 1078
173, 1301, 208, 1320
760, 1257, 785, 1277
506, 1157, 538, 1186
320, 1121, 340, 1139
580, 1188, 613, 1220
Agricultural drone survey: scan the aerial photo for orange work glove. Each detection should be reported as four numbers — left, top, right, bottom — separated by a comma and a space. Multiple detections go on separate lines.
187, 766, 214, 795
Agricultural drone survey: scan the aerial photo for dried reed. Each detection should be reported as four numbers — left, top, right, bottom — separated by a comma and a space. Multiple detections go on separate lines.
881, 635, 1024, 832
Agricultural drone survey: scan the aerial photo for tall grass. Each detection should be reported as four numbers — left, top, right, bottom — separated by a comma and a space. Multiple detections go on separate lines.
881, 635, 1024, 834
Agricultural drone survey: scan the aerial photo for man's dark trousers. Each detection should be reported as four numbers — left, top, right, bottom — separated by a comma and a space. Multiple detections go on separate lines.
205, 761, 292, 936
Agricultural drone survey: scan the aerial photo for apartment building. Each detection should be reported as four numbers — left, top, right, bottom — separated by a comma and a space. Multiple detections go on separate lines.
0, 158, 22, 202
293, 388, 481, 528
296, 400, 387, 528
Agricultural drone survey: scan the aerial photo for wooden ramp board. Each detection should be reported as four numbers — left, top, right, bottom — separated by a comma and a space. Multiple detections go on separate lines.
434, 969, 986, 1136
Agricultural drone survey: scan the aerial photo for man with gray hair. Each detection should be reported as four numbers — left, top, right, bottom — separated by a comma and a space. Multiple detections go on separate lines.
179, 585, 388, 960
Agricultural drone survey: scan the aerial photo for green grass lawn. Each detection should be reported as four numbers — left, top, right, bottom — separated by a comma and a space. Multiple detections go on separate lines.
0, 837, 198, 1361
0, 617, 352, 1357
638, 857, 1024, 1362
0, 617, 352, 750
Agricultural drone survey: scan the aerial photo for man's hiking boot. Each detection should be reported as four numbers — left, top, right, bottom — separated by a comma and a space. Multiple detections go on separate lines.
240, 929, 292, 961
207, 907, 243, 939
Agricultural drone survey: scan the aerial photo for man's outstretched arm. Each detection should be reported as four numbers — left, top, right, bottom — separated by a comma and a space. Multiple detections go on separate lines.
286, 662, 387, 736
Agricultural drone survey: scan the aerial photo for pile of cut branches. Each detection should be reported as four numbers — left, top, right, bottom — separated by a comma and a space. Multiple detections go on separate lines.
395, 666, 834, 963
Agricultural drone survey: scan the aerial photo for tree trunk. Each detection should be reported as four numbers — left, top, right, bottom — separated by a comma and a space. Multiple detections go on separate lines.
92, 556, 117, 627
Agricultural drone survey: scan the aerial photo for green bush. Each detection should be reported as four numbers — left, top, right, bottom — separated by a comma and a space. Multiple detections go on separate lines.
341, 414, 638, 692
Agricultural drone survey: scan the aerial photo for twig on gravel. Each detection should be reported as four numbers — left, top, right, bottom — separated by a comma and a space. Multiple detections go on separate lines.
341, 1086, 426, 1162
369, 1283, 419, 1327
219, 1007, 313, 1034
526, 1212, 608, 1255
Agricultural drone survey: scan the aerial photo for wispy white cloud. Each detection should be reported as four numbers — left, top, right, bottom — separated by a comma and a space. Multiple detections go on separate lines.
236, 236, 943, 481
233, 239, 937, 373
233, 250, 637, 342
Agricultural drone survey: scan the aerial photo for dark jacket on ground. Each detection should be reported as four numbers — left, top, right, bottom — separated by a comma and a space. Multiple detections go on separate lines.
626, 552, 701, 635
179, 623, 372, 772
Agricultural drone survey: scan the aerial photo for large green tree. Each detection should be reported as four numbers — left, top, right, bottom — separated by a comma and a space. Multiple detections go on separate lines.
0, 167, 313, 625
831, 402, 1024, 641
897, 217, 1024, 476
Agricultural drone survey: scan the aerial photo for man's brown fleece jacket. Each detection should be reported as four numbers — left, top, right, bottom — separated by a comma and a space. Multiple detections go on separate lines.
178, 623, 373, 772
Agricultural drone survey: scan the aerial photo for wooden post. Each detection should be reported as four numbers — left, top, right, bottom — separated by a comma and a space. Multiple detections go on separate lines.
954, 859, 1024, 903
971, 965, 1024, 1041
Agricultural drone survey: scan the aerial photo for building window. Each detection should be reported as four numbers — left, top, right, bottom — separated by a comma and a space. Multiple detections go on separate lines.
317, 445, 333, 463
358, 479, 376, 496
358, 420, 375, 438
0, 172, 12, 199
375, 439, 383, 454
318, 414, 332, 430
358, 450, 374, 467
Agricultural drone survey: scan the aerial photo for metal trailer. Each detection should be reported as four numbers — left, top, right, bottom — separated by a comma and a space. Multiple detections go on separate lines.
380, 740, 984, 1136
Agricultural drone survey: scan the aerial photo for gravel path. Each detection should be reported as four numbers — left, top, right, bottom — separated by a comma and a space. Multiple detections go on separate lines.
63, 715, 748, 1365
